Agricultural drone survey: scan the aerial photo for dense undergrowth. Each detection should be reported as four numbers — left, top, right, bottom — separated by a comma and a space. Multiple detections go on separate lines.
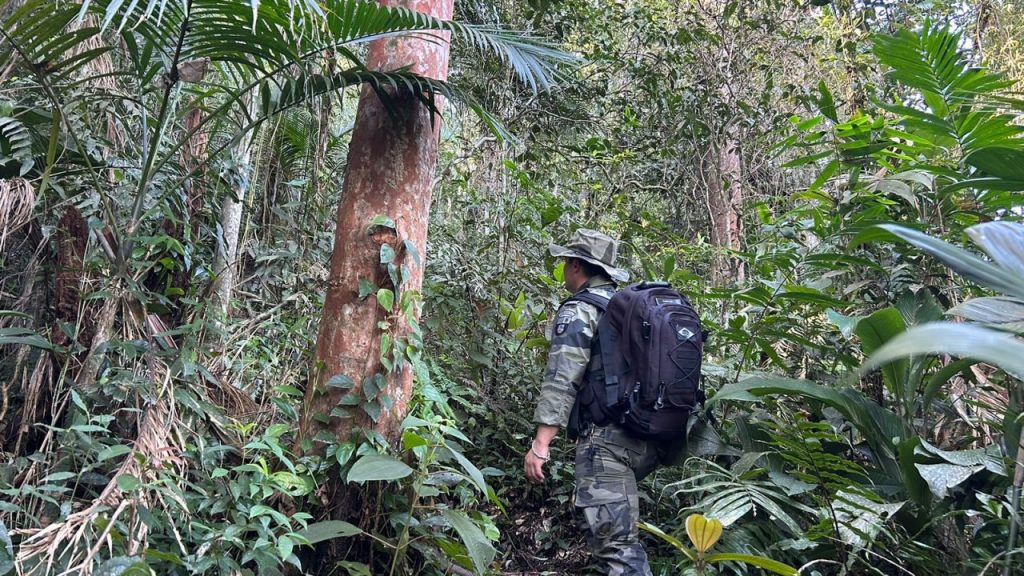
2, 0, 1024, 575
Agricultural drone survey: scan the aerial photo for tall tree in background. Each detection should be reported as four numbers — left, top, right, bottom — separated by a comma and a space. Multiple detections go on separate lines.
299, 0, 454, 447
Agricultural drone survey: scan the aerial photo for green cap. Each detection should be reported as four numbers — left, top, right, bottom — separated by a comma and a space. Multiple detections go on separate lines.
549, 228, 629, 283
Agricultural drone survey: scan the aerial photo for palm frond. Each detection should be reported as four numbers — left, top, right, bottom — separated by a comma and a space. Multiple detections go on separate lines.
0, 113, 35, 176
873, 22, 1012, 111
669, 458, 816, 537
4, 0, 574, 95
872, 21, 1022, 154
0, 1, 112, 83
91, 0, 575, 90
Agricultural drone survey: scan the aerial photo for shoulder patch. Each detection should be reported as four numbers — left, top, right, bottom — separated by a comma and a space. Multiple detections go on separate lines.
556, 304, 578, 324
553, 303, 579, 337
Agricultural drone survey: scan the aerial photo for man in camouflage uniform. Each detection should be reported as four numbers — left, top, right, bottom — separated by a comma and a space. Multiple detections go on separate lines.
524, 229, 659, 576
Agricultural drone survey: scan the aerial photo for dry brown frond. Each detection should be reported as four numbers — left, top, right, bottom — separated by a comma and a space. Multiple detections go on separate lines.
14, 378, 186, 576
12, 350, 52, 456
0, 178, 36, 254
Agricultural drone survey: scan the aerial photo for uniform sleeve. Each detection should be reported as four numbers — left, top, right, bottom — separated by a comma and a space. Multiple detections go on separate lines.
532, 301, 598, 427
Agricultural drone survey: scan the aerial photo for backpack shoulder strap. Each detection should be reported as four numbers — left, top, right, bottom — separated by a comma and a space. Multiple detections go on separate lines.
565, 290, 609, 312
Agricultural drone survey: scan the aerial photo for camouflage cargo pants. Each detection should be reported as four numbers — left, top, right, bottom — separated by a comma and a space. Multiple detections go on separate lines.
575, 424, 659, 576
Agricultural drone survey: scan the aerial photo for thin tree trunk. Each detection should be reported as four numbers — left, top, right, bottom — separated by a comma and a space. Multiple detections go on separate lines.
706, 128, 745, 285
212, 98, 258, 317
299, 0, 453, 448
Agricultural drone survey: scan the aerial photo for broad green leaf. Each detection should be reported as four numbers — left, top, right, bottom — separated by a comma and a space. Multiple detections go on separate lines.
966, 221, 1024, 278
0, 519, 12, 576
94, 556, 152, 576
896, 289, 944, 327
335, 443, 356, 466
445, 442, 487, 494
97, 445, 132, 462
833, 491, 904, 548
897, 437, 931, 507
827, 309, 864, 339
914, 463, 984, 498
277, 535, 293, 562
807, 158, 839, 193
402, 430, 427, 450
915, 440, 1004, 474
866, 176, 916, 206
442, 509, 496, 575
376, 288, 394, 311
42, 471, 77, 482
855, 308, 906, 354
965, 147, 1024, 183
270, 471, 313, 496
357, 278, 377, 300
327, 374, 355, 389
346, 454, 412, 483
817, 80, 837, 121
947, 297, 1024, 330
863, 322, 1024, 381
704, 553, 798, 576
875, 224, 1024, 300
0, 328, 55, 351
250, 504, 292, 526
116, 473, 142, 491
294, 520, 363, 544
855, 308, 908, 399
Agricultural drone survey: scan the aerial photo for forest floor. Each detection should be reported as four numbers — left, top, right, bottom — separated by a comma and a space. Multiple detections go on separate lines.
496, 504, 591, 575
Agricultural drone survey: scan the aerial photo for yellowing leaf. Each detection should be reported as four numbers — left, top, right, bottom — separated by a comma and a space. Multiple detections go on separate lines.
685, 514, 723, 553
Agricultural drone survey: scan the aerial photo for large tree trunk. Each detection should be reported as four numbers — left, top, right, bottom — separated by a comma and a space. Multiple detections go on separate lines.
299, 0, 453, 448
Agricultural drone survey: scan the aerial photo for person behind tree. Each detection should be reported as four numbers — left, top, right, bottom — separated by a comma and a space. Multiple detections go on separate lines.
524, 228, 658, 576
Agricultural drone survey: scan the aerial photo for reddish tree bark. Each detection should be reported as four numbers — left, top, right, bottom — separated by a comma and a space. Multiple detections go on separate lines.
299, 0, 454, 447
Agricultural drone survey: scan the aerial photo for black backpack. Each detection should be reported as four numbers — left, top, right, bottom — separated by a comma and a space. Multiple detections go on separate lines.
570, 281, 704, 442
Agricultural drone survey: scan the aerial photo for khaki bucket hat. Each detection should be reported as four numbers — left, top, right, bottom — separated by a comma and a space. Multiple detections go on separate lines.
549, 228, 630, 283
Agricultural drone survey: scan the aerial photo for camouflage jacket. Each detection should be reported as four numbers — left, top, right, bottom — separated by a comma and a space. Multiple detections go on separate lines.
533, 277, 617, 427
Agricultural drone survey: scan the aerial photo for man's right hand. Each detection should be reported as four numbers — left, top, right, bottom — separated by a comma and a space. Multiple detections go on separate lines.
525, 425, 559, 483
524, 445, 549, 483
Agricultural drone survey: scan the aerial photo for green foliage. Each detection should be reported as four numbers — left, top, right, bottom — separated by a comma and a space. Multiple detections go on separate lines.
4, 2, 1024, 576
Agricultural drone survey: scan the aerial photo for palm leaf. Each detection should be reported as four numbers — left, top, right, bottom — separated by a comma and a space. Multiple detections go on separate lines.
669, 458, 815, 536
86, 0, 574, 90
872, 21, 1022, 157
0, 1, 113, 82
